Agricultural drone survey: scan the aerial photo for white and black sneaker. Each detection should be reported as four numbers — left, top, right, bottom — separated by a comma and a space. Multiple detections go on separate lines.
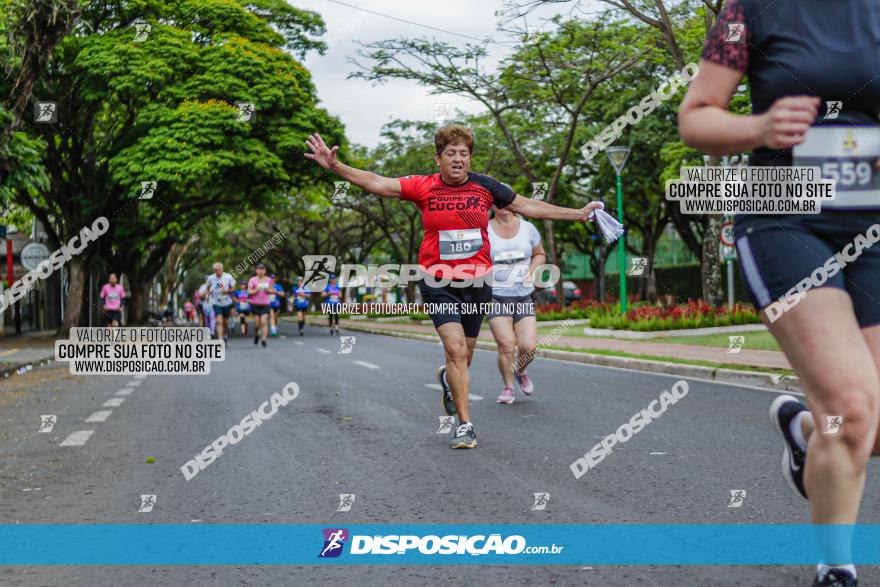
450, 422, 477, 449
769, 394, 809, 500
437, 366, 456, 416
813, 569, 857, 586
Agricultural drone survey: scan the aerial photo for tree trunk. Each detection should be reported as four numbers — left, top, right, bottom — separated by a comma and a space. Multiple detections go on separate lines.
59, 256, 85, 335
702, 217, 724, 304
645, 240, 658, 302
701, 156, 724, 304
128, 278, 151, 325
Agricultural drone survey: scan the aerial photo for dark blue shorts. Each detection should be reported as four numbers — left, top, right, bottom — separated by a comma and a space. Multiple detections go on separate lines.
735, 212, 880, 327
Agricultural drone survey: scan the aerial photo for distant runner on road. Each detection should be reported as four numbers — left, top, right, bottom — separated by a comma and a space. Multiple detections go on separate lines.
99, 273, 126, 327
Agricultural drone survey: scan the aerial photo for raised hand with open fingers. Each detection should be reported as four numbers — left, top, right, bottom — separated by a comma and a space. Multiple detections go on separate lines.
304, 133, 339, 170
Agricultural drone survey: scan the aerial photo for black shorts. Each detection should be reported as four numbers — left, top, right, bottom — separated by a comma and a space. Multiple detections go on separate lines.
104, 310, 122, 324
213, 304, 232, 318
250, 304, 270, 316
417, 279, 492, 338
735, 212, 880, 327
237, 307, 250, 316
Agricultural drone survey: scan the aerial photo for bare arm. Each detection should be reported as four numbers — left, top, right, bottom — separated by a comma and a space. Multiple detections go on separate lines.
679, 59, 819, 156
506, 195, 603, 222
304, 133, 401, 198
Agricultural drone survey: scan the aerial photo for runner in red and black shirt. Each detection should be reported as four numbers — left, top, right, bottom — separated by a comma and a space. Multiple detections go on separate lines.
305, 125, 602, 449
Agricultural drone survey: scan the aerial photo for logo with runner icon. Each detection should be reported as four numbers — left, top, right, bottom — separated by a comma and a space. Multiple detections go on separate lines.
302, 255, 337, 290
531, 182, 548, 200
727, 336, 745, 354
337, 494, 355, 512
628, 257, 647, 276
823, 415, 843, 435
824, 101, 842, 120
338, 336, 356, 354
728, 489, 746, 508
138, 494, 157, 513
319, 528, 349, 558
531, 492, 550, 511
724, 23, 745, 43
39, 415, 56, 433
437, 416, 454, 434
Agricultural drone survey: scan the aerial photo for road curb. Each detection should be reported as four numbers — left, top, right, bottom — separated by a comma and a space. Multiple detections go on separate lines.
0, 357, 54, 379
339, 323, 801, 392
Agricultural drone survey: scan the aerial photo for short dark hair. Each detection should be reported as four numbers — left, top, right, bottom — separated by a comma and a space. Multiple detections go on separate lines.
435, 124, 474, 155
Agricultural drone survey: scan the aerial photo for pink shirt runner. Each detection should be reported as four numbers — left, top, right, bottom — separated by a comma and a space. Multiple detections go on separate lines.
100, 283, 126, 310
248, 276, 274, 305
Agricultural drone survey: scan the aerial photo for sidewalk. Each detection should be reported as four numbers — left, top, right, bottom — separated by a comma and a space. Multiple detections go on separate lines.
332, 319, 791, 371
0, 332, 57, 377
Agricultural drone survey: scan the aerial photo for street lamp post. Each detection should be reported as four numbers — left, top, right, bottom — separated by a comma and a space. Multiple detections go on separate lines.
606, 146, 631, 315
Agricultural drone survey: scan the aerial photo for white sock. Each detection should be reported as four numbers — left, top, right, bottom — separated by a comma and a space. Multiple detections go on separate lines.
817, 564, 856, 580
789, 411, 809, 452
442, 368, 448, 387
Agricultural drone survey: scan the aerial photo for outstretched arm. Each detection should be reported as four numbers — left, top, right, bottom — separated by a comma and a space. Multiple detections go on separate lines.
304, 133, 401, 198
506, 195, 603, 222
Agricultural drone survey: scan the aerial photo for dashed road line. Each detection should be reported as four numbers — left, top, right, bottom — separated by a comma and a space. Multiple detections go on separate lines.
294, 341, 304, 346
60, 430, 94, 446
103, 398, 125, 408
353, 360, 380, 370
316, 348, 331, 355
85, 410, 113, 423
134, 374, 147, 380
127, 380, 143, 387
116, 388, 134, 396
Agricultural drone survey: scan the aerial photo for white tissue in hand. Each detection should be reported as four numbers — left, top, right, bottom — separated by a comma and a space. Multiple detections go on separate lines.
594, 208, 624, 243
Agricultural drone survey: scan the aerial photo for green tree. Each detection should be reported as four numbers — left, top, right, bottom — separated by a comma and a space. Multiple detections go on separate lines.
14, 0, 344, 330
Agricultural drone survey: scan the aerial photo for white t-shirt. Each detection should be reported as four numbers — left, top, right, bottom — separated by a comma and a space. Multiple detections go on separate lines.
488, 218, 542, 298
206, 272, 236, 306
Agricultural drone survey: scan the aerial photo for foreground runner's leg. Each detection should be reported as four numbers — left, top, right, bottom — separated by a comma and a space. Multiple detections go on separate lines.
512, 312, 538, 395
437, 323, 478, 449
488, 315, 517, 404
764, 289, 878, 580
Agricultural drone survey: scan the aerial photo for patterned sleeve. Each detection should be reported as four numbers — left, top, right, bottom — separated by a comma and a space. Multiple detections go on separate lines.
702, 0, 749, 73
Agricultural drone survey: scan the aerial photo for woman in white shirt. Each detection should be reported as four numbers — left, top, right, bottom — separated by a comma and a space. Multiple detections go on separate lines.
487, 206, 545, 404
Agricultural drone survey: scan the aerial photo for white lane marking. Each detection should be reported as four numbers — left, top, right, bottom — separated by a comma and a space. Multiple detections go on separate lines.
103, 398, 125, 408
470, 394, 484, 401
116, 388, 134, 396
127, 380, 143, 387
425, 383, 442, 390
316, 348, 331, 355
281, 335, 288, 339
85, 410, 112, 423
650, 452, 667, 455
294, 341, 304, 346
0, 348, 20, 357
134, 374, 147, 380
353, 360, 380, 370
60, 430, 94, 446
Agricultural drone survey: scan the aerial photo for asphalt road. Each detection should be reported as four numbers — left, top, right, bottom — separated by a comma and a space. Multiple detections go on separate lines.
1, 321, 878, 586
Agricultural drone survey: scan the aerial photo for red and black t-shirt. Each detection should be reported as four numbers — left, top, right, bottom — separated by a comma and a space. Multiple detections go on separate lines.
399, 172, 516, 279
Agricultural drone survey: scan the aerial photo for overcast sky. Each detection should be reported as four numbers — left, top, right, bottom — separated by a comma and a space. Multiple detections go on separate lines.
292, 0, 566, 148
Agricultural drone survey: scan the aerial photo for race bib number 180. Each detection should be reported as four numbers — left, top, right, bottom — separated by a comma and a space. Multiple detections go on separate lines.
438, 228, 482, 260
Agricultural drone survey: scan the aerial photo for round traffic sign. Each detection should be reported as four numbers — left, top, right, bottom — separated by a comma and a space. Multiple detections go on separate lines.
720, 222, 735, 247
20, 242, 50, 271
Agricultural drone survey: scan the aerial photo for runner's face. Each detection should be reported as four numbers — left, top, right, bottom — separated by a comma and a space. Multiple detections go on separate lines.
435, 143, 470, 184
109, 275, 117, 285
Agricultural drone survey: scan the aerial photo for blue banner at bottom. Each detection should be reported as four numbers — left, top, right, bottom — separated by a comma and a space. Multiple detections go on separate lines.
0, 524, 876, 565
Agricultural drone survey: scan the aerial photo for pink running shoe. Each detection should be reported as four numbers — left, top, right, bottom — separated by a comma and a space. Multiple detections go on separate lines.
515, 371, 534, 395
497, 386, 515, 404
